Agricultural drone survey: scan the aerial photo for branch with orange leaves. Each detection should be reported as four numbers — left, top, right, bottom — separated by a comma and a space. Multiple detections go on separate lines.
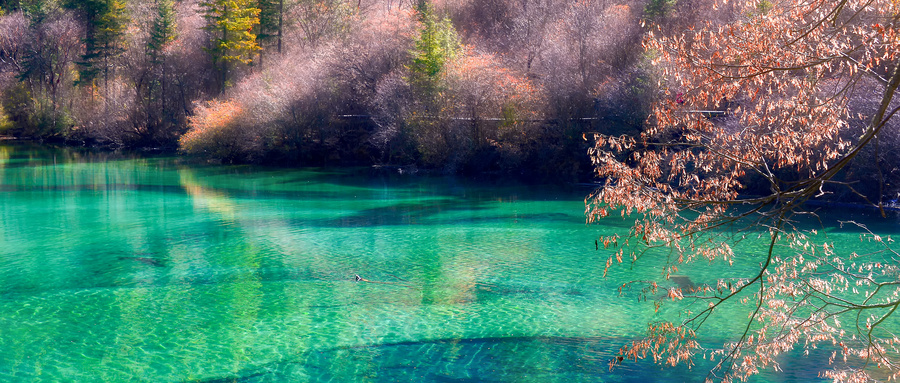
590, 1, 900, 381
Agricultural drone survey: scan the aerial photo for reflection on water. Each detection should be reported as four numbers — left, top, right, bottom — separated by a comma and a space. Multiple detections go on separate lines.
0, 142, 894, 382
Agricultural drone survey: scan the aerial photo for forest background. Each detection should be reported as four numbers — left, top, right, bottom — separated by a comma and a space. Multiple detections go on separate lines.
0, 0, 896, 201
0, 0, 732, 180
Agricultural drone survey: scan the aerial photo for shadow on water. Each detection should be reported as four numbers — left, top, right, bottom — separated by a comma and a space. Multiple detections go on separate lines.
116, 256, 166, 267
311, 200, 490, 227
1, 140, 592, 202
0, 251, 336, 298
473, 281, 588, 302
187, 336, 832, 383
233, 200, 582, 228
296, 202, 578, 228
1, 255, 596, 311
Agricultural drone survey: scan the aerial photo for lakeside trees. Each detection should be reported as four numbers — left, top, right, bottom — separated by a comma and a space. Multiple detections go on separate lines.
0, 2, 82, 138
0, 0, 659, 180
587, 0, 900, 381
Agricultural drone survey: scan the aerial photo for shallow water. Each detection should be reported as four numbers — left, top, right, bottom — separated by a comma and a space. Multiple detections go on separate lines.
0, 142, 896, 382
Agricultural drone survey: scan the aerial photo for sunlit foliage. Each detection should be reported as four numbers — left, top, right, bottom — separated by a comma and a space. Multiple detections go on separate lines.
200, 0, 261, 89
587, 0, 900, 381
179, 99, 252, 160
408, 0, 458, 99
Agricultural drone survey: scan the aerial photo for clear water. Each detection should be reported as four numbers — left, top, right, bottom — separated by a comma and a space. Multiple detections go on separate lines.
0, 142, 896, 382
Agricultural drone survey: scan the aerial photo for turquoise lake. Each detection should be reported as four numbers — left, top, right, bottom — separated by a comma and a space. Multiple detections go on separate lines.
0, 142, 896, 382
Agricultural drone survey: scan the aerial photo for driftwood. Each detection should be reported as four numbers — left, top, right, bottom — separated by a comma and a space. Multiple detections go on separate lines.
354, 274, 416, 289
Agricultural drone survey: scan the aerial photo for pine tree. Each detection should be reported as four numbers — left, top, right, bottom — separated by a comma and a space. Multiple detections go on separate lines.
200, 0, 261, 91
70, 0, 129, 89
0, 0, 21, 13
408, 1, 458, 104
147, 0, 176, 63
256, 0, 282, 56
141, 0, 177, 144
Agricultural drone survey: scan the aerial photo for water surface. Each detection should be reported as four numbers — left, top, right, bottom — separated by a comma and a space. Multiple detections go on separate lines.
0, 142, 894, 382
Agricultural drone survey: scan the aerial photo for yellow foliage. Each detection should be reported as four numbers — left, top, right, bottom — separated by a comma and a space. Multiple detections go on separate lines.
179, 100, 244, 156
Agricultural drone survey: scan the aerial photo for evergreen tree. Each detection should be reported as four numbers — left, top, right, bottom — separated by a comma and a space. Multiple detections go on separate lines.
408, 1, 458, 104
403, 1, 460, 165
140, 0, 177, 145
147, 0, 176, 63
18, 0, 54, 94
69, 0, 129, 89
200, 0, 261, 91
256, 0, 282, 56
0, 0, 21, 13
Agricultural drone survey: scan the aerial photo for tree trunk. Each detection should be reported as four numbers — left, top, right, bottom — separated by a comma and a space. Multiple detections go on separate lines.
277, 0, 283, 54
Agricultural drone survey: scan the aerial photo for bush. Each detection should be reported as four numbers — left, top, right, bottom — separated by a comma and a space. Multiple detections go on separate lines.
178, 100, 260, 162
1, 83, 72, 139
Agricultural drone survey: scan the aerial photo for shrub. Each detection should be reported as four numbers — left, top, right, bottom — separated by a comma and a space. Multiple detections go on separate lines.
179, 100, 257, 161
1, 83, 73, 139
